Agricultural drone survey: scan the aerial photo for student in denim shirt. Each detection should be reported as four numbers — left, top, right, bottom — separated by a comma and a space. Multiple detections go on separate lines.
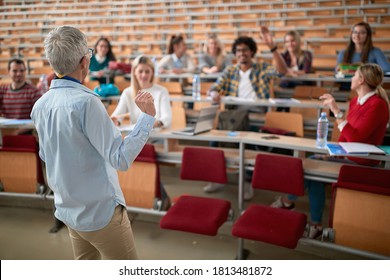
336, 22, 390, 90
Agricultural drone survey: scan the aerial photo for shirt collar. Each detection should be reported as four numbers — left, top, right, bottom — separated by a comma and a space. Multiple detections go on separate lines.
172, 54, 180, 62
357, 91, 376, 105
50, 78, 98, 97
239, 68, 252, 76
55, 75, 82, 84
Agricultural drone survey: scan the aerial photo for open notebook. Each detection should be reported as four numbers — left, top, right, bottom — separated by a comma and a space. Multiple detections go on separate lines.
326, 142, 386, 156
172, 106, 218, 136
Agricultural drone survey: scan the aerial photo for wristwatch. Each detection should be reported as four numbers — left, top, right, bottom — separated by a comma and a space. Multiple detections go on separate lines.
335, 111, 344, 119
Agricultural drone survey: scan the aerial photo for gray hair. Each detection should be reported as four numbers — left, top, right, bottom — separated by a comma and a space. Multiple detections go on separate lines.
44, 26, 88, 76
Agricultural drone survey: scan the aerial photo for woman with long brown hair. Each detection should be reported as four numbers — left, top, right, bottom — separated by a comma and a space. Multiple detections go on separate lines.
336, 22, 390, 72
157, 34, 196, 74
89, 37, 117, 84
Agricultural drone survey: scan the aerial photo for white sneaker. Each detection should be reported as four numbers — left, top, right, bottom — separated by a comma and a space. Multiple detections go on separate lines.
306, 224, 323, 239
244, 186, 254, 201
270, 196, 295, 210
203, 183, 225, 193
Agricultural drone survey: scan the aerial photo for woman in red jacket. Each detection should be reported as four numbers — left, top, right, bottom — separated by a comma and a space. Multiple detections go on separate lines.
321, 63, 389, 165
272, 63, 389, 239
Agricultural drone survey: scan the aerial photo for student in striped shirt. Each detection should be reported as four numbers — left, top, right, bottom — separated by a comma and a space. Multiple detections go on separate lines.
0, 58, 41, 119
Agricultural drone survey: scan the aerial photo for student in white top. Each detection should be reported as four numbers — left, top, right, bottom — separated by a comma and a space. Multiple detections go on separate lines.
112, 55, 172, 129
157, 34, 196, 74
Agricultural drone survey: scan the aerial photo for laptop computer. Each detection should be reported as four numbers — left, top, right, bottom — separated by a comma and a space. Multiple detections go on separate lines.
172, 106, 218, 136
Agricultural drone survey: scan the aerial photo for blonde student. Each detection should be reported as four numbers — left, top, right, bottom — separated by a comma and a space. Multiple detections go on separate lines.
112, 55, 172, 129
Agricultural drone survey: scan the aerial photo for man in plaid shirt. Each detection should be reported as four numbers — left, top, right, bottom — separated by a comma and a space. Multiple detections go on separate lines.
204, 27, 288, 196
209, 26, 288, 102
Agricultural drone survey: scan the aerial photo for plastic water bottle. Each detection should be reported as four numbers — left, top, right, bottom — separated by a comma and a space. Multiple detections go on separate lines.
192, 74, 201, 100
316, 112, 329, 148
151, 56, 158, 76
40, 74, 48, 94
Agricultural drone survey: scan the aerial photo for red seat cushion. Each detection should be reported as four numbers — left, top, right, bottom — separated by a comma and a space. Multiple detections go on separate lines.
160, 195, 231, 236
180, 148, 228, 184
232, 204, 307, 249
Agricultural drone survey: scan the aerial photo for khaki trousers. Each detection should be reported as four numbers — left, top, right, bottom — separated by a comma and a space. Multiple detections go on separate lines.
68, 205, 138, 260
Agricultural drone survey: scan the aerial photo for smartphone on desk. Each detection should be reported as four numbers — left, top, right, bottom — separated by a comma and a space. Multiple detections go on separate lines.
261, 135, 279, 140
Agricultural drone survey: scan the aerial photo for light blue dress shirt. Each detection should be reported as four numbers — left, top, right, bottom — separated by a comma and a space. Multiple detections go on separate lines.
31, 78, 155, 231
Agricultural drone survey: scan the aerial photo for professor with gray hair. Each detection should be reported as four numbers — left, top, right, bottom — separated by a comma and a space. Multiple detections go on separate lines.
31, 26, 156, 260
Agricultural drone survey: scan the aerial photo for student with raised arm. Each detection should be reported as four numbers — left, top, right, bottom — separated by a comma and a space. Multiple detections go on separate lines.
272, 63, 389, 239
279, 30, 314, 88
31, 26, 156, 260
205, 26, 288, 198
111, 55, 172, 129
209, 26, 288, 104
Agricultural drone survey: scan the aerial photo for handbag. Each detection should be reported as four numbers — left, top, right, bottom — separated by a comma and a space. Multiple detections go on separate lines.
217, 109, 249, 132
94, 83, 120, 97
217, 109, 249, 148
259, 126, 296, 137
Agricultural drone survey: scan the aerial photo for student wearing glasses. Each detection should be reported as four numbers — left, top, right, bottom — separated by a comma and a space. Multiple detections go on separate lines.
205, 26, 288, 198
336, 22, 390, 72
209, 26, 288, 104
89, 37, 117, 84
336, 22, 390, 90
31, 26, 156, 260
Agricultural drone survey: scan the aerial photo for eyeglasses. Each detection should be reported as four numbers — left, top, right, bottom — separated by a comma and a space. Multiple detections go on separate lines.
235, 47, 250, 53
87, 48, 94, 58
352, 31, 367, 36
80, 48, 94, 63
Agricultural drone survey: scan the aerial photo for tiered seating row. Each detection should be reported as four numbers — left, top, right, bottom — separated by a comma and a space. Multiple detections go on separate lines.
0, 1, 389, 75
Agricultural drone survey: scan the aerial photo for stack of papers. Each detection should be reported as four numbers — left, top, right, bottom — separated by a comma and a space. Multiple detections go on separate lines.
326, 142, 387, 156
222, 96, 254, 102
378, 146, 390, 154
0, 118, 33, 126
269, 98, 300, 104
